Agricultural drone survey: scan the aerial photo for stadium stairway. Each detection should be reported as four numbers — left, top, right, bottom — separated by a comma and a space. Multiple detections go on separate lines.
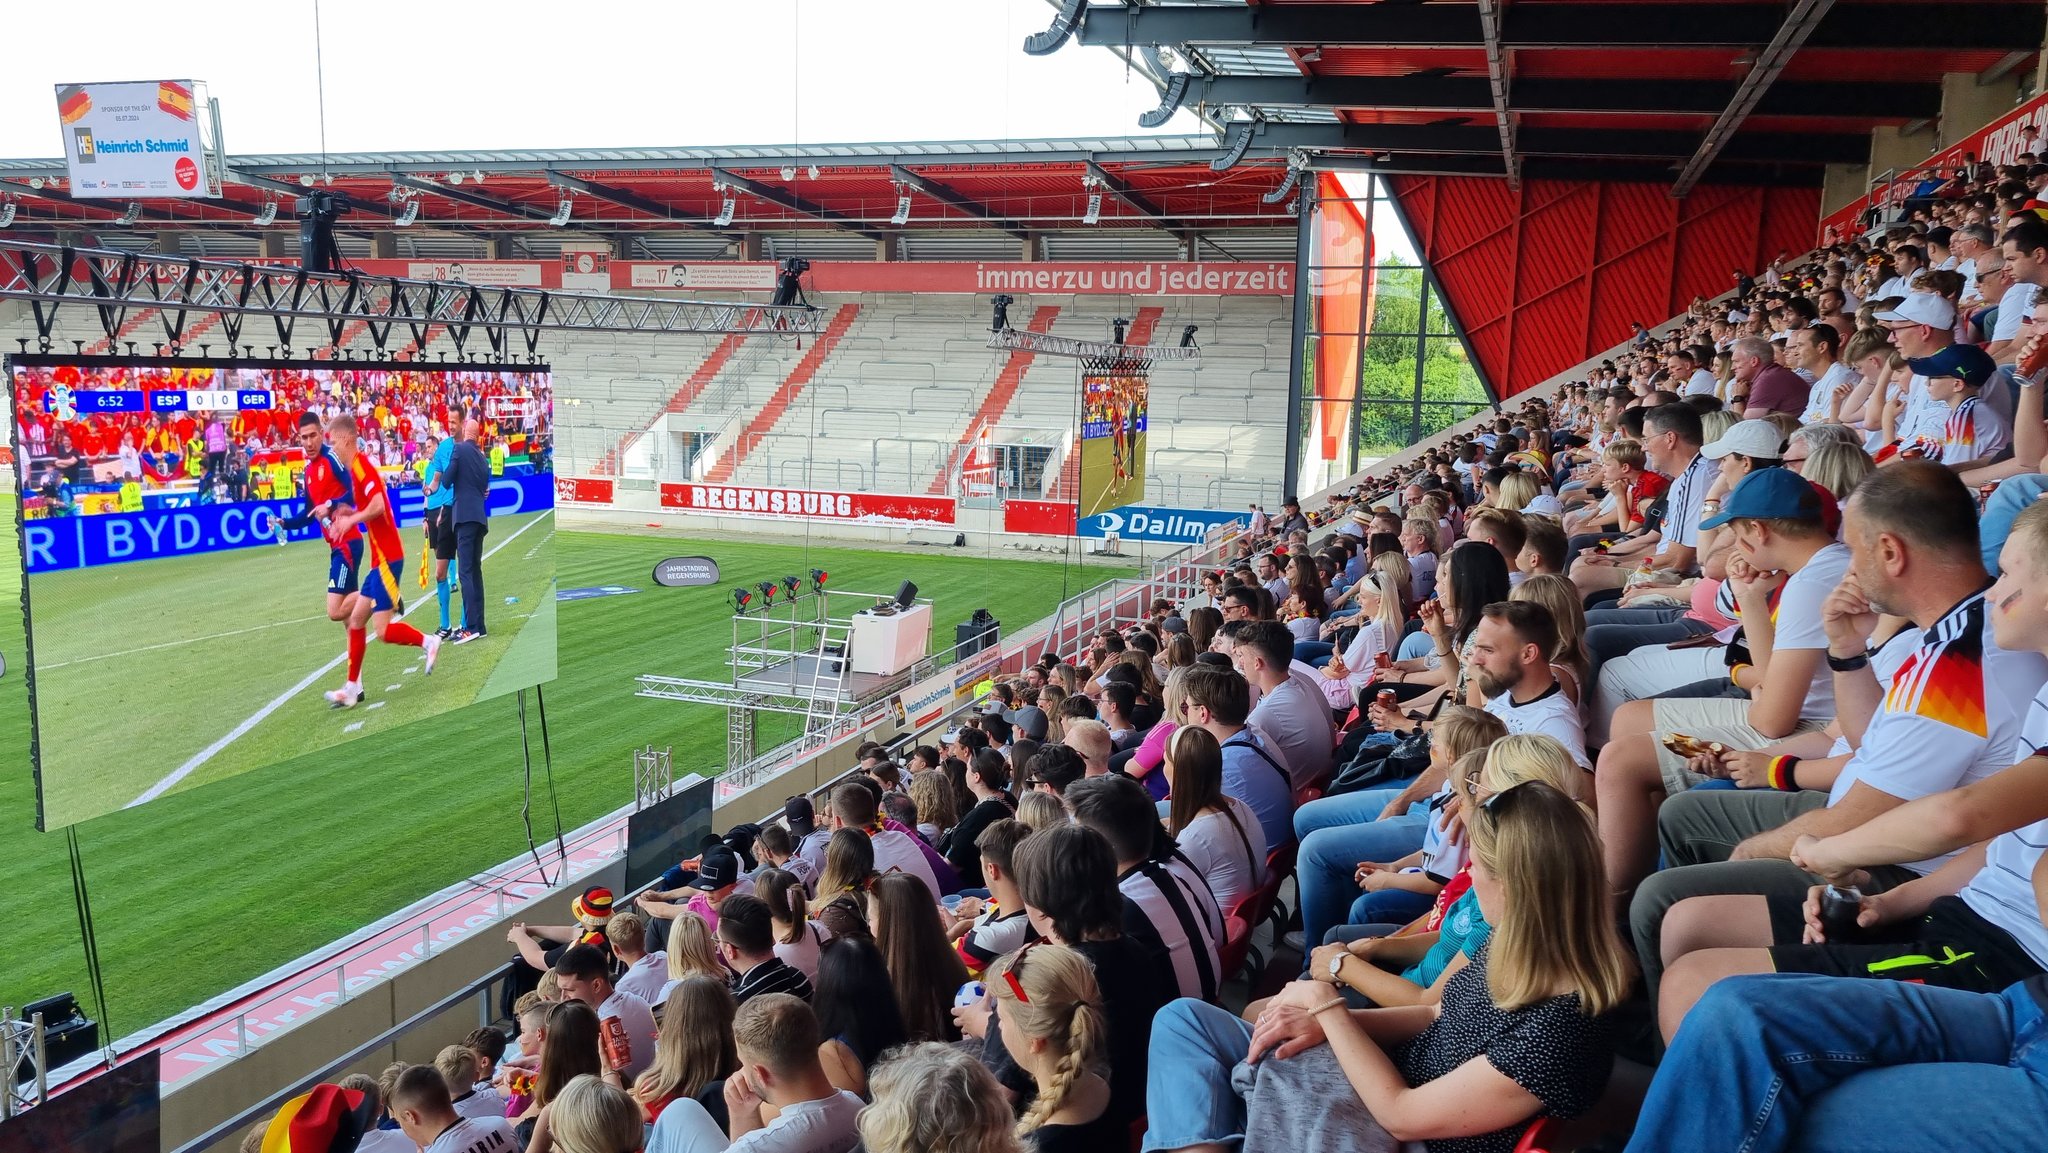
81, 307, 161, 356
701, 302, 861, 484
589, 330, 747, 476
927, 304, 1062, 495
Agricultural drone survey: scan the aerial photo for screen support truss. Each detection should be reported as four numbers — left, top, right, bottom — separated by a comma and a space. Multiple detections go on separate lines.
986, 327, 1200, 362
0, 240, 824, 362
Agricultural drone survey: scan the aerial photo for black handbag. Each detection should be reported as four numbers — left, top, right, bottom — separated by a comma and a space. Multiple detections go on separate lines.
1326, 729, 1431, 797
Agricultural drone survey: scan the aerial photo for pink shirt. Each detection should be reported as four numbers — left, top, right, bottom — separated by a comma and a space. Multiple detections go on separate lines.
1131, 720, 1179, 777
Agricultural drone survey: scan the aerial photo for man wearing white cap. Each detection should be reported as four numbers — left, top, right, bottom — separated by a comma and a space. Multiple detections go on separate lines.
1875, 293, 1961, 453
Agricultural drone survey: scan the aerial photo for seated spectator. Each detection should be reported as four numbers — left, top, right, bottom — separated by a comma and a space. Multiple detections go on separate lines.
1060, 718, 1114, 779
1632, 463, 2046, 1021
1162, 725, 1269, 912
1399, 517, 1440, 603
1384, 542, 1510, 692
633, 976, 738, 1124
870, 872, 971, 1043
718, 893, 815, 1006
1099, 681, 1145, 749
1571, 403, 1710, 596
1464, 507, 1530, 586
1141, 782, 1630, 1153
1510, 573, 1591, 704
753, 868, 828, 981
507, 886, 615, 1004
989, 943, 1118, 1151
341, 1074, 412, 1153
436, 1043, 508, 1122
943, 818, 1038, 977
1598, 467, 1852, 896
1736, 334, 1814, 419
1021, 744, 1088, 798
1016, 790, 1068, 832
391, 1063, 519, 1152
1517, 515, 1569, 578
519, 1001, 603, 1149
1234, 620, 1336, 786
605, 912, 667, 1004
547, 1075, 645, 1153
1909, 343, 2008, 470
939, 749, 1015, 889
856, 1042, 1023, 1153
813, 937, 910, 1099
827, 781, 941, 897
1179, 662, 1294, 849
1067, 772, 1225, 1003
658, 913, 727, 1002
637, 846, 740, 936
546, 956, 648, 1088
906, 771, 955, 845
646, 995, 863, 1153
1292, 705, 1510, 958
756, 824, 816, 893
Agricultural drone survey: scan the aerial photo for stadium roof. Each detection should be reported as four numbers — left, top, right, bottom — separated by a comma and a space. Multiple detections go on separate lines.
0, 135, 1304, 260
1059, 0, 2047, 191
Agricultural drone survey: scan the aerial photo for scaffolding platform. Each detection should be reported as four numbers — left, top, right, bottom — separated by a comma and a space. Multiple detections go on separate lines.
735, 656, 899, 702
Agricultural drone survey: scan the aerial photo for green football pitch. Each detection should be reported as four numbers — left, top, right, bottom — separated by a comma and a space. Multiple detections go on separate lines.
1077, 429, 1148, 520
0, 514, 1133, 1034
27, 511, 558, 829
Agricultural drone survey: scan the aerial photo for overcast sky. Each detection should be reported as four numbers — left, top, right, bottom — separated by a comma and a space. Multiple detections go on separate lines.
0, 0, 1209, 159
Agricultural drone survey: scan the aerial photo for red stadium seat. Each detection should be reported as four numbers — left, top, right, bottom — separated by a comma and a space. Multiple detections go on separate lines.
1217, 909, 1257, 984
1513, 1117, 1564, 1153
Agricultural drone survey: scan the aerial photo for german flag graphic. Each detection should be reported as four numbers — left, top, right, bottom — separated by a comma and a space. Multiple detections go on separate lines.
56, 85, 91, 125
1884, 618, 1990, 739
157, 81, 195, 121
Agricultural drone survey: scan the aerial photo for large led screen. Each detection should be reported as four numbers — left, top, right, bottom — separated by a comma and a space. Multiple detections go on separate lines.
9, 357, 557, 829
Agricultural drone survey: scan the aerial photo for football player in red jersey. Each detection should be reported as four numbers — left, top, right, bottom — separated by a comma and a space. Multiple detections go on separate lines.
321, 414, 439, 708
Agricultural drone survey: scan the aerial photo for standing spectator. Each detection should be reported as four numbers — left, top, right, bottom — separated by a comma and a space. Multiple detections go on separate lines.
444, 414, 492, 644
198, 411, 230, 497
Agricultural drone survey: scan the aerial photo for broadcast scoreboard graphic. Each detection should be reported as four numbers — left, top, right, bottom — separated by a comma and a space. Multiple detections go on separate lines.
8, 357, 558, 829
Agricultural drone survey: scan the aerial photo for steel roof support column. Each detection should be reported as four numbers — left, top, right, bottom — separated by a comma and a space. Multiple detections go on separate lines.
1282, 178, 1315, 500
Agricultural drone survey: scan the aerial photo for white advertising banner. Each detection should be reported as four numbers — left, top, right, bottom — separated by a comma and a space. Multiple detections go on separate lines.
404, 262, 546, 287
57, 80, 219, 199
628, 263, 779, 291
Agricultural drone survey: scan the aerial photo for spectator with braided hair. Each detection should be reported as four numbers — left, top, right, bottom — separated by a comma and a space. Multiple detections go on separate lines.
989, 942, 1115, 1151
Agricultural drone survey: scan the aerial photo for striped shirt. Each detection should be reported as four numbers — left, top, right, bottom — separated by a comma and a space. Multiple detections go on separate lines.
731, 956, 813, 1006
1958, 686, 2048, 968
1118, 852, 1224, 1002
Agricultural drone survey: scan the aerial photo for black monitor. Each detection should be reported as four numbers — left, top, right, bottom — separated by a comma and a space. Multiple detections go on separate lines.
894, 580, 918, 610
623, 778, 716, 893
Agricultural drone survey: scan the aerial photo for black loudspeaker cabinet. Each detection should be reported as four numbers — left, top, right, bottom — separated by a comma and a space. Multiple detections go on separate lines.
11, 992, 98, 1085
956, 611, 999, 658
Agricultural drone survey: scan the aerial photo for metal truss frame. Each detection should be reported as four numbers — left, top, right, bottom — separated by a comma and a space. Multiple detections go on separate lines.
986, 327, 1201, 362
0, 239, 823, 361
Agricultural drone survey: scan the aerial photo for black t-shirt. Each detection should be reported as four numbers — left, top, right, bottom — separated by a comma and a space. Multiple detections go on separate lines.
940, 795, 1012, 889
1392, 941, 1614, 1153
978, 935, 1167, 1131
1028, 1113, 1122, 1152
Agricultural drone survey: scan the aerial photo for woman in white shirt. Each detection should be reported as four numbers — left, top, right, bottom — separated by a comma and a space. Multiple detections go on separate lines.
1162, 726, 1267, 911
752, 868, 831, 981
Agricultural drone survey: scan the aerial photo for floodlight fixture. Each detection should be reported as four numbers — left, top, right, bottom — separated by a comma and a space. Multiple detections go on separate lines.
731, 587, 753, 614
714, 193, 736, 227
781, 574, 802, 599
252, 200, 278, 226
810, 567, 829, 594
394, 198, 420, 227
0, 199, 15, 229
890, 192, 912, 226
757, 580, 779, 606
471, 170, 487, 184
298, 174, 316, 187
807, 165, 820, 180
28, 177, 45, 190
548, 196, 574, 227
780, 165, 798, 181
448, 172, 465, 185
1082, 191, 1102, 225
116, 202, 142, 226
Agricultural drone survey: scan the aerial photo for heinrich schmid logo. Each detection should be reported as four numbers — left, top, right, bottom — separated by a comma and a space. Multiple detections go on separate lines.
71, 127, 96, 163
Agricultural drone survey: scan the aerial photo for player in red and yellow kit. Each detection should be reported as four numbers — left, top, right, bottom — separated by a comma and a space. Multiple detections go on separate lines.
321, 414, 439, 708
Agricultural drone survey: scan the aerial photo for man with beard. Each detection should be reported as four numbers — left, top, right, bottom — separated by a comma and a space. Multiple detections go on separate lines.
1464, 599, 1589, 768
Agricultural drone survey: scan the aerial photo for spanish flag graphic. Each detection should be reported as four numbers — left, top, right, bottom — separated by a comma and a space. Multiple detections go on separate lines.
157, 81, 195, 121
56, 85, 91, 125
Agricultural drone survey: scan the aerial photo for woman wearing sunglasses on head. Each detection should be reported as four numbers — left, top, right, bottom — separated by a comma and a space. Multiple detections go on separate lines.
1142, 781, 1633, 1153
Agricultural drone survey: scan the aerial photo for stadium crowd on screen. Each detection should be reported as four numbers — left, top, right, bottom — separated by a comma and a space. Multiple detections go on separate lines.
252, 163, 2048, 1153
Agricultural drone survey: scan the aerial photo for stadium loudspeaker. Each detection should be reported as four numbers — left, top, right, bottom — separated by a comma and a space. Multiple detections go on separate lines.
894, 581, 918, 611
956, 609, 999, 657
12, 992, 98, 1085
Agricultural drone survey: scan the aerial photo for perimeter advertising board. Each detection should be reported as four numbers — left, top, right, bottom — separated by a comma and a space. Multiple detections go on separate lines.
56, 80, 220, 199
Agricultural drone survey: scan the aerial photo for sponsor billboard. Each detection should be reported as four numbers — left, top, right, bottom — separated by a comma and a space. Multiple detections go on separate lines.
57, 80, 219, 199
1075, 504, 1248, 543
555, 475, 616, 505
404, 261, 546, 287
659, 482, 955, 525
629, 263, 781, 291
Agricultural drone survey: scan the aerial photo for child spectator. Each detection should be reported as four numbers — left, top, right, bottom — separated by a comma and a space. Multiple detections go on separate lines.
943, 818, 1038, 977
605, 911, 668, 1004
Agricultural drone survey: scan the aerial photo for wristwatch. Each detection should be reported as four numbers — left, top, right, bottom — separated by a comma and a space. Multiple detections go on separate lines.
1329, 953, 1347, 979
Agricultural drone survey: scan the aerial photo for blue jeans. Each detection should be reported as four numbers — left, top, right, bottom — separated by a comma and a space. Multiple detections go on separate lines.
1980, 473, 2048, 573
1142, 999, 1254, 1151
1347, 886, 1436, 928
1396, 631, 1434, 661
1295, 640, 1336, 667
1293, 785, 1427, 957
1625, 974, 2048, 1153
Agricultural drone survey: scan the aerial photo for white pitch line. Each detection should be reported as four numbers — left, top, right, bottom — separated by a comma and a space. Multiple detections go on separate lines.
127, 510, 554, 808
42, 615, 329, 670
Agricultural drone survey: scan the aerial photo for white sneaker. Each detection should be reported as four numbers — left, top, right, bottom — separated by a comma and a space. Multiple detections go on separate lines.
325, 680, 363, 709
422, 633, 441, 676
